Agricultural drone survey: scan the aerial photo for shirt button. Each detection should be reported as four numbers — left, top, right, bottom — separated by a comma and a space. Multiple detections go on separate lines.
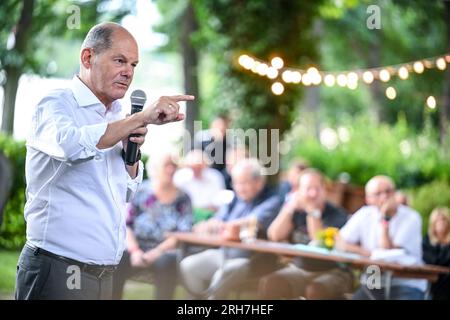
94, 155, 102, 161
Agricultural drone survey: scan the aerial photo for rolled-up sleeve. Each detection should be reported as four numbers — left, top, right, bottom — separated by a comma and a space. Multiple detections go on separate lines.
28, 94, 109, 163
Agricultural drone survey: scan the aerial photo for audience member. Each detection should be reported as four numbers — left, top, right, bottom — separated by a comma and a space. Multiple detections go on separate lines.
337, 175, 426, 300
112, 153, 192, 300
423, 207, 450, 300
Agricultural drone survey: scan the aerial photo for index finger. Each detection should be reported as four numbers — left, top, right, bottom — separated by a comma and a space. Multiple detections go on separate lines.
169, 95, 195, 102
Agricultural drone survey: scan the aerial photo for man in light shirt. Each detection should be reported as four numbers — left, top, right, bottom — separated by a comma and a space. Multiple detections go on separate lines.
16, 22, 194, 300
174, 149, 226, 220
337, 175, 426, 300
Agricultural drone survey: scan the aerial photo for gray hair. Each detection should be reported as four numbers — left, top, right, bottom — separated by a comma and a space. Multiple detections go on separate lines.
231, 158, 266, 181
81, 22, 120, 54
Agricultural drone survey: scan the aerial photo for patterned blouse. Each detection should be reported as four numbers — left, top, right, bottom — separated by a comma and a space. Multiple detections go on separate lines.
127, 180, 193, 251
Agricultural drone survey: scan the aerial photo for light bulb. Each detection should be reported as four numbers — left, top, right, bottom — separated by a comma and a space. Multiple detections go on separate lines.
379, 69, 391, 82
398, 66, 409, 80
413, 61, 424, 74
282, 70, 292, 83
426, 96, 436, 109
337, 74, 347, 87
324, 74, 335, 87
436, 58, 447, 70
271, 82, 284, 95
267, 67, 279, 79
386, 86, 396, 100
362, 71, 374, 84
271, 57, 284, 69
302, 73, 312, 86
291, 71, 302, 84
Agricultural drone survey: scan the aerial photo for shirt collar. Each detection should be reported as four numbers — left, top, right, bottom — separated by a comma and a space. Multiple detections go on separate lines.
71, 75, 122, 115
71, 75, 103, 108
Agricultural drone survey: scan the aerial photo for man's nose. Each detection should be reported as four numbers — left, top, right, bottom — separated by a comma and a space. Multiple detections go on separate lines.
121, 64, 133, 78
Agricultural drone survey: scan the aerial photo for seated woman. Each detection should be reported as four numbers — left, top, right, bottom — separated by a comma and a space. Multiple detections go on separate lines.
423, 207, 450, 300
112, 153, 192, 300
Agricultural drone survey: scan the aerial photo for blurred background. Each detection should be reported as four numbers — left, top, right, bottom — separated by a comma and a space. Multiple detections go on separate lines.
0, 0, 449, 299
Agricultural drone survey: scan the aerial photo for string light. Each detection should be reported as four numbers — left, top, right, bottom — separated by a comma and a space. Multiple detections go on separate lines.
362, 71, 374, 84
336, 74, 347, 87
324, 74, 336, 87
271, 57, 284, 69
426, 96, 436, 109
398, 66, 409, 80
256, 63, 268, 76
267, 67, 279, 79
302, 73, 312, 86
238, 53, 449, 97
436, 58, 446, 70
379, 69, 391, 82
271, 82, 284, 95
386, 86, 397, 100
291, 71, 302, 84
413, 61, 424, 74
347, 72, 358, 89
282, 70, 293, 83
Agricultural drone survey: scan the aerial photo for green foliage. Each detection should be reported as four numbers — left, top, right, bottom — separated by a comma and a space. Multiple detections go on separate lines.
287, 115, 450, 188
191, 0, 324, 135
318, 0, 446, 129
0, 0, 133, 77
409, 180, 450, 235
0, 134, 26, 249
0, 250, 20, 296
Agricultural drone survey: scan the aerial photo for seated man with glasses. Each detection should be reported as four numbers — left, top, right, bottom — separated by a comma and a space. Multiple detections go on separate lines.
336, 175, 426, 300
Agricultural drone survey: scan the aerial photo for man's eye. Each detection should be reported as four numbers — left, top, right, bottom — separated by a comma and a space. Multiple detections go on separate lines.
115, 59, 124, 64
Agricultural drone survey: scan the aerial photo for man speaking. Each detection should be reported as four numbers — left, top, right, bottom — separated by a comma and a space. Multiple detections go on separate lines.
15, 22, 194, 300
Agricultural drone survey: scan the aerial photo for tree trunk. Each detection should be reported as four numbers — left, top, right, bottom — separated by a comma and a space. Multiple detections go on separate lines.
439, 0, 450, 148
1, 67, 21, 134
181, 1, 199, 152
367, 35, 385, 123
0, 0, 35, 135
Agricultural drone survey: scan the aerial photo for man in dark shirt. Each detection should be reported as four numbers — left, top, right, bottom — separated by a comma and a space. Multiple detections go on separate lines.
258, 168, 352, 299
194, 114, 231, 174
422, 207, 450, 300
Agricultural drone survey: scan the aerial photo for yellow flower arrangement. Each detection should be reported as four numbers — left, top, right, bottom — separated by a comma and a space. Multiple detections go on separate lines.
317, 227, 339, 250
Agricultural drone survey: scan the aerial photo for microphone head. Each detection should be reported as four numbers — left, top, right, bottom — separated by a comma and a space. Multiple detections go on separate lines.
130, 89, 147, 107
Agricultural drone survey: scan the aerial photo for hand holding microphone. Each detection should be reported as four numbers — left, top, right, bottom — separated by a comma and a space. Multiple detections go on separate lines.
124, 89, 147, 165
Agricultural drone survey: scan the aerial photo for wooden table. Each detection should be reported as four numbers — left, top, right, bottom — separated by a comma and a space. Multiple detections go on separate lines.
169, 232, 450, 299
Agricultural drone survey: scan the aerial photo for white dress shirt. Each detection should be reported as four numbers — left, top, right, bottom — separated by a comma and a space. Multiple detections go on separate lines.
339, 204, 427, 292
173, 167, 225, 209
24, 76, 143, 265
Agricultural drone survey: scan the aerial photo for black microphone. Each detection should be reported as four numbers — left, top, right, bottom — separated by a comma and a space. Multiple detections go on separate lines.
125, 89, 147, 165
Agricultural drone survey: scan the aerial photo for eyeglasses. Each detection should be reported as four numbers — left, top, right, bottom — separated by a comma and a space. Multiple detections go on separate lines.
368, 188, 395, 197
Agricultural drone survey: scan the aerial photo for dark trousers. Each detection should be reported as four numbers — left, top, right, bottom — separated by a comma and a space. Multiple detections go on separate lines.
112, 250, 178, 300
15, 245, 114, 300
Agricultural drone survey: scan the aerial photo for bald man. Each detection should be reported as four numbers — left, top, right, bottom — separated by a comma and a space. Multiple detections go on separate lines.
16, 22, 194, 300
337, 175, 426, 300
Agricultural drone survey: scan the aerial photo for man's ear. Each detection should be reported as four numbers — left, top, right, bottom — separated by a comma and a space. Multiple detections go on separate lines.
80, 48, 93, 69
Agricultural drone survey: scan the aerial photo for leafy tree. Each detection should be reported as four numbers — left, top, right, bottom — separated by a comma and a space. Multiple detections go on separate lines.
194, 0, 325, 154
155, 0, 200, 151
0, 0, 133, 134
318, 0, 447, 132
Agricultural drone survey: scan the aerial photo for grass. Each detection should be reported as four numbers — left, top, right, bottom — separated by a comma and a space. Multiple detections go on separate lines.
0, 249, 190, 300
0, 250, 20, 300
122, 281, 189, 300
